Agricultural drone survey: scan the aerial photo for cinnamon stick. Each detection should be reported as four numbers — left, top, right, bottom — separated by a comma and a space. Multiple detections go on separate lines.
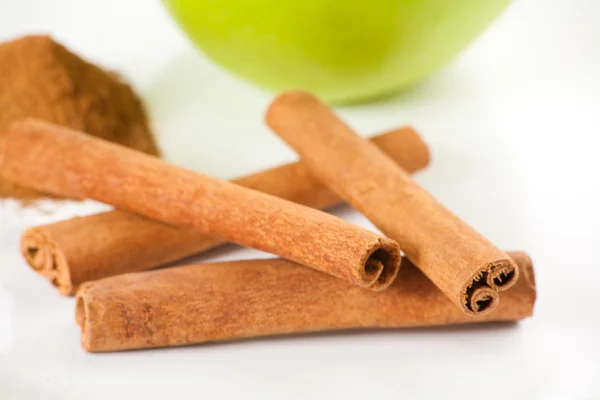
75, 252, 535, 352
266, 91, 519, 315
20, 127, 429, 295
1, 119, 401, 290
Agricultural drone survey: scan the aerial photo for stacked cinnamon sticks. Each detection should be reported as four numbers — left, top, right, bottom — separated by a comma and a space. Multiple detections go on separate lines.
0, 91, 536, 352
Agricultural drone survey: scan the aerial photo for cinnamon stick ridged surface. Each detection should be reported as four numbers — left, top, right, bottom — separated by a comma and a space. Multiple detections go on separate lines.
1, 119, 401, 290
266, 91, 519, 315
75, 252, 536, 352
20, 211, 214, 296
20, 127, 429, 295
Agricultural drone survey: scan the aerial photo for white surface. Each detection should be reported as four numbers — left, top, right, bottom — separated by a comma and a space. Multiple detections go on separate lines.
1, 0, 599, 398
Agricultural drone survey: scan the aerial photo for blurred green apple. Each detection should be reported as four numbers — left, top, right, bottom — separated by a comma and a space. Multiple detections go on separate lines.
163, 0, 510, 104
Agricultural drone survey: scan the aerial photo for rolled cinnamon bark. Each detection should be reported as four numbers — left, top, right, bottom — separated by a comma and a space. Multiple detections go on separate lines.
20, 127, 429, 296
75, 252, 535, 352
1, 119, 401, 290
266, 91, 518, 315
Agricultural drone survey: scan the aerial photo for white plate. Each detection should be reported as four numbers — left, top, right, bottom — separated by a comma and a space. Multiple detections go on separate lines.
1, 0, 600, 398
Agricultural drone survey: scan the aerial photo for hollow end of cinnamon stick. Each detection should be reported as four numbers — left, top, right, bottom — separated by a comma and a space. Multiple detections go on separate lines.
76, 282, 105, 352
486, 258, 520, 292
75, 292, 94, 352
462, 270, 496, 316
468, 287, 499, 314
461, 257, 519, 315
361, 238, 402, 291
75, 295, 86, 330
20, 228, 74, 295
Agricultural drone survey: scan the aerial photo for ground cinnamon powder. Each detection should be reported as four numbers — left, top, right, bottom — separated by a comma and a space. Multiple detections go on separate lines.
0, 35, 159, 200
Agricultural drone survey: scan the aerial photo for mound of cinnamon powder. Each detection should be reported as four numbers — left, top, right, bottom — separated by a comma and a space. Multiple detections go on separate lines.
0, 35, 160, 200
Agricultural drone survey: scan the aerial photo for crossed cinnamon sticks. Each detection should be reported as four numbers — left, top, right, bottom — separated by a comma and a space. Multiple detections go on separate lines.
20, 127, 429, 295
0, 92, 535, 352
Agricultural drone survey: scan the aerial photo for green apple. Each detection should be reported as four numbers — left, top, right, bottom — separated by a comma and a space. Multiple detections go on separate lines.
163, 0, 510, 104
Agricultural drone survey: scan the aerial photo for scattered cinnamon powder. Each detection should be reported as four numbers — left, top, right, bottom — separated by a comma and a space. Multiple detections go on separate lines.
0, 35, 159, 200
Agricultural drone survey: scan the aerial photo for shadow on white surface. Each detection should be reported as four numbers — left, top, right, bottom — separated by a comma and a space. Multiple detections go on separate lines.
89, 321, 523, 354
143, 49, 287, 180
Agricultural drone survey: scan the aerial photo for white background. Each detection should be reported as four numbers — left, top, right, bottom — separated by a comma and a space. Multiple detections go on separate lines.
1, 0, 599, 398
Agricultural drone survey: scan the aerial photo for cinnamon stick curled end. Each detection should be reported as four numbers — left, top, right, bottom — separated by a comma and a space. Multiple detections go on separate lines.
75, 286, 91, 330
486, 259, 520, 292
462, 258, 519, 315
468, 287, 499, 314
20, 228, 73, 295
360, 238, 402, 291
76, 285, 102, 351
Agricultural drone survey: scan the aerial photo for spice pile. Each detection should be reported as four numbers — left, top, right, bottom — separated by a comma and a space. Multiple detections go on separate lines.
0, 35, 159, 200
